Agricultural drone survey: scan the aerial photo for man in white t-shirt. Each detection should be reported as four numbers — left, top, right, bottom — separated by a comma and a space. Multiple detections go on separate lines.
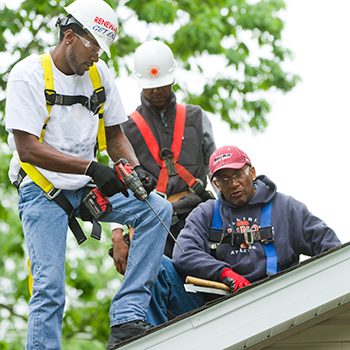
5, 1, 171, 349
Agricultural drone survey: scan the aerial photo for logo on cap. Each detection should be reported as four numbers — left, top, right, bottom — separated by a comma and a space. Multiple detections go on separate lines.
213, 153, 232, 165
148, 65, 160, 78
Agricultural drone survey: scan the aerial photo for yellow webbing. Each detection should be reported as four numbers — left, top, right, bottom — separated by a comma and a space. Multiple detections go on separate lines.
89, 64, 107, 152
28, 259, 33, 296
39, 53, 53, 142
23, 54, 106, 295
19, 54, 55, 194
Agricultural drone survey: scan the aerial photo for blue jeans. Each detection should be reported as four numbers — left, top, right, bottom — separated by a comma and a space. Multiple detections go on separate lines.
18, 183, 171, 350
146, 256, 206, 326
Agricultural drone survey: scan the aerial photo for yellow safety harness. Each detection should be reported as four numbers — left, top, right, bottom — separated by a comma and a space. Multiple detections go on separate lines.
17, 53, 107, 295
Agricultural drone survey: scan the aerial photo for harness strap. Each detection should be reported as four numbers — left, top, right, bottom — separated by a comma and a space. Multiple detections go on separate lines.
89, 65, 107, 152
40, 54, 53, 142
44, 88, 105, 115
40, 53, 107, 152
261, 201, 279, 275
16, 53, 108, 244
209, 199, 279, 275
18, 163, 87, 244
129, 105, 210, 199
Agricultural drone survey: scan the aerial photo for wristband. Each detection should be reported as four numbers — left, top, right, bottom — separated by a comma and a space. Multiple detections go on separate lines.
111, 222, 125, 231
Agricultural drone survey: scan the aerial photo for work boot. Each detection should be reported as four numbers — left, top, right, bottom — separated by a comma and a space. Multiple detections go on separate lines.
106, 320, 153, 349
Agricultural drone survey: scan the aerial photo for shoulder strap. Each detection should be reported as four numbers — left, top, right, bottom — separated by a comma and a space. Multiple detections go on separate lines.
40, 54, 106, 152
89, 64, 107, 152
208, 199, 222, 244
130, 104, 202, 195
40, 53, 54, 142
212, 199, 222, 231
261, 201, 279, 275
209, 199, 279, 275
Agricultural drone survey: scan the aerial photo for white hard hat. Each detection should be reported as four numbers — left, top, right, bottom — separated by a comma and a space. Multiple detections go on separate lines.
133, 40, 177, 89
64, 0, 118, 57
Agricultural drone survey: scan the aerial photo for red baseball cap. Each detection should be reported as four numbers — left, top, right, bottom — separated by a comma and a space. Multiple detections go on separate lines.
209, 146, 251, 181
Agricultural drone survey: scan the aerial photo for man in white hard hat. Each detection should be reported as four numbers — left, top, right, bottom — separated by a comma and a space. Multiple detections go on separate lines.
5, 1, 172, 349
110, 40, 216, 268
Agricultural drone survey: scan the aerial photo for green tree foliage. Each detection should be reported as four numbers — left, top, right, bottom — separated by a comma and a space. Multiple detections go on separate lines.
0, 0, 299, 347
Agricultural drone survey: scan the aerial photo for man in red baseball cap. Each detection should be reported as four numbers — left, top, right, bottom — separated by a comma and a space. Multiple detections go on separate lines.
144, 145, 341, 327
209, 145, 255, 207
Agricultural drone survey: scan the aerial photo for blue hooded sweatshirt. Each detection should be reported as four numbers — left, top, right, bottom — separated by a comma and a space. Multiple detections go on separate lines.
172, 175, 341, 283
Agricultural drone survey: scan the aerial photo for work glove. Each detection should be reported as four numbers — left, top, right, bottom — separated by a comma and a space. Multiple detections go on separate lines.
85, 161, 129, 198
220, 268, 251, 293
134, 165, 156, 195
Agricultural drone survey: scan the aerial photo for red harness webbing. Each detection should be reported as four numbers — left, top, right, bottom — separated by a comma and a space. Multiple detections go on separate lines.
129, 104, 197, 194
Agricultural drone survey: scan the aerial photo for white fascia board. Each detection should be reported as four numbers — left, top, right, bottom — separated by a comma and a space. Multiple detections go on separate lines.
119, 244, 350, 350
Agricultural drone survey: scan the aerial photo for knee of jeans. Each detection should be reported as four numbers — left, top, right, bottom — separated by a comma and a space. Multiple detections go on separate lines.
34, 272, 66, 305
161, 256, 181, 282
152, 197, 172, 223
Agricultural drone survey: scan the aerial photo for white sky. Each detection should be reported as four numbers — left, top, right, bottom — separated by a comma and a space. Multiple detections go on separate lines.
117, 0, 350, 244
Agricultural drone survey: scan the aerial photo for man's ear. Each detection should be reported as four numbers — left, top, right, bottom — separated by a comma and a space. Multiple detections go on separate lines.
63, 29, 75, 43
250, 166, 256, 180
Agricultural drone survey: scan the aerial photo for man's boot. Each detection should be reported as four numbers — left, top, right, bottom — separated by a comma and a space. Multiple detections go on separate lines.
106, 320, 153, 349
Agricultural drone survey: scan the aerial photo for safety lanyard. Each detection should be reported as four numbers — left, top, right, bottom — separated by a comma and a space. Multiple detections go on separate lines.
129, 104, 199, 195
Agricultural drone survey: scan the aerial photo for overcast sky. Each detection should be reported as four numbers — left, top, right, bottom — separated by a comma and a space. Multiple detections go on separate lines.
118, 0, 350, 244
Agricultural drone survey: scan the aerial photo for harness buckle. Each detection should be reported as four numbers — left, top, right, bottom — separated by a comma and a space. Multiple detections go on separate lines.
259, 226, 275, 244
44, 89, 57, 106
155, 190, 167, 199
45, 187, 62, 201
190, 178, 205, 195
160, 148, 177, 176
90, 87, 105, 115
244, 229, 255, 245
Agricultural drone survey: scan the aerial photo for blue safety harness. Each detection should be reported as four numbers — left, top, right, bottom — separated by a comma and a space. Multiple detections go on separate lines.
210, 199, 280, 275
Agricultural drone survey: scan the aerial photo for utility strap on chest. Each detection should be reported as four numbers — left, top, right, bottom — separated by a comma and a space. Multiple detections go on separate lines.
40, 53, 107, 152
44, 86, 105, 115
129, 105, 209, 200
209, 199, 279, 275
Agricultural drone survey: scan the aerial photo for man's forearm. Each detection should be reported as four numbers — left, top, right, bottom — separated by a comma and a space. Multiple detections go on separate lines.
106, 125, 139, 167
14, 129, 90, 174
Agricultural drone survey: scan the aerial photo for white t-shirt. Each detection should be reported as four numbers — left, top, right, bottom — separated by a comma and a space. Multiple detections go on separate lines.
6, 50, 127, 190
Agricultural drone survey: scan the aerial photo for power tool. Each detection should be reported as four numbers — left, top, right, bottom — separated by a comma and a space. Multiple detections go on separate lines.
83, 159, 185, 253
83, 187, 112, 220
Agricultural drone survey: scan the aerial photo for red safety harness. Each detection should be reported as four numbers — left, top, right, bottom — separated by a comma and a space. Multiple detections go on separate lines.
129, 104, 208, 199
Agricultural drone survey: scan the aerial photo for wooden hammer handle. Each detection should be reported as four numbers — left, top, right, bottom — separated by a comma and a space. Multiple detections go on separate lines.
185, 276, 231, 291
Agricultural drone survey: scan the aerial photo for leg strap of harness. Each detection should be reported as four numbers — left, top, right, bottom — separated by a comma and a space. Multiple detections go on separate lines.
16, 167, 87, 245
45, 187, 87, 245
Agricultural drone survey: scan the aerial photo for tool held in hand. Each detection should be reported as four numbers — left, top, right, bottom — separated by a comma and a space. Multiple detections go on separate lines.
114, 158, 185, 253
83, 187, 112, 220
185, 276, 231, 291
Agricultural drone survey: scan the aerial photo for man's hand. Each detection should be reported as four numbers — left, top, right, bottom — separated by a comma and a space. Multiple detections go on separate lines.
85, 161, 128, 197
111, 228, 129, 275
221, 268, 251, 293
134, 165, 156, 195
